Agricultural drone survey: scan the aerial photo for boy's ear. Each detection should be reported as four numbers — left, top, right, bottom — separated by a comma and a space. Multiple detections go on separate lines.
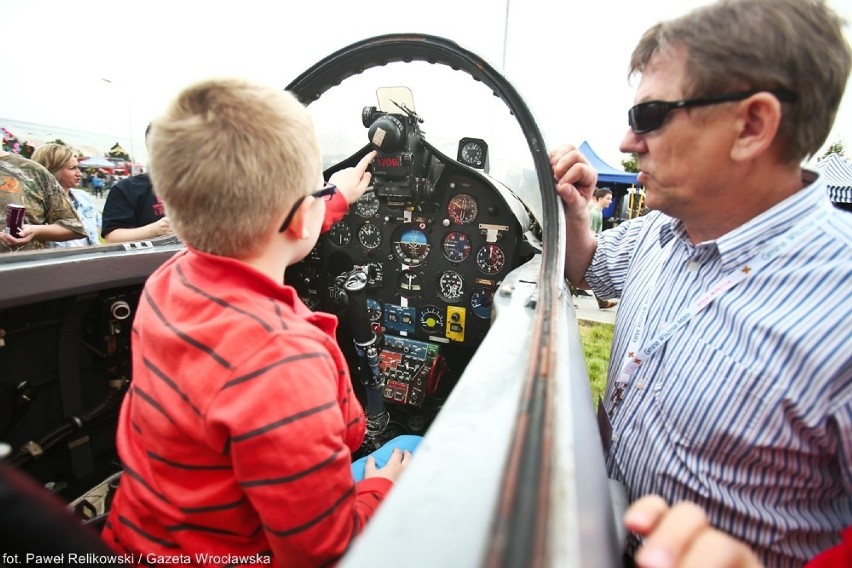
283, 199, 311, 240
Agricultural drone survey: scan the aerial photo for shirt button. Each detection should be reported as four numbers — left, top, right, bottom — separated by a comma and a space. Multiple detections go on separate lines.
635, 380, 645, 390
687, 260, 700, 272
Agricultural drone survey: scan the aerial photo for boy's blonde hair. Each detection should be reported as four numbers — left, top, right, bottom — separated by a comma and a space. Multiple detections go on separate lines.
148, 78, 321, 257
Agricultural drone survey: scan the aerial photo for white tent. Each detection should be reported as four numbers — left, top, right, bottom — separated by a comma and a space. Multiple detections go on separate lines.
811, 152, 852, 204
79, 155, 115, 169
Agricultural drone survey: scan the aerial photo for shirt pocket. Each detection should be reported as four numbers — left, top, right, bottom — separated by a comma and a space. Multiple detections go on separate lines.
652, 339, 783, 456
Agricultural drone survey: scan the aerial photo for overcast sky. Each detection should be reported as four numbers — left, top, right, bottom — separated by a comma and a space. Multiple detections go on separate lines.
1, 0, 850, 168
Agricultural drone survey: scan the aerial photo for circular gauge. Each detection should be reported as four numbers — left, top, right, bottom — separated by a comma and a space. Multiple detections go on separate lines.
442, 231, 472, 263
397, 269, 423, 298
287, 264, 321, 310
476, 244, 506, 275
355, 192, 380, 217
437, 270, 465, 303
470, 287, 495, 319
327, 221, 352, 247
362, 260, 384, 289
392, 226, 431, 266
358, 222, 382, 250
447, 194, 479, 225
460, 140, 484, 167
366, 298, 382, 322
419, 305, 445, 334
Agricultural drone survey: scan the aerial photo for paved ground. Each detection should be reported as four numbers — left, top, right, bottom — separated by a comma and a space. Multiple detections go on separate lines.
574, 291, 618, 325
92, 194, 107, 212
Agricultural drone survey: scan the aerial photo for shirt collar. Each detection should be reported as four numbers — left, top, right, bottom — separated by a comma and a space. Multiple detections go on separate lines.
658, 221, 677, 248
179, 247, 338, 334
657, 169, 830, 271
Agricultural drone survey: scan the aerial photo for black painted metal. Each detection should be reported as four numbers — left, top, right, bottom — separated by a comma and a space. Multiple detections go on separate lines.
0, 245, 182, 310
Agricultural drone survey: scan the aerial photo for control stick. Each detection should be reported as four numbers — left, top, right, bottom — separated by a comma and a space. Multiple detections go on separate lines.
340, 266, 390, 448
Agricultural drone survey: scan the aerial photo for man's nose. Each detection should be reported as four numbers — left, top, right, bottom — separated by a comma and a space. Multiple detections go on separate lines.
619, 128, 645, 154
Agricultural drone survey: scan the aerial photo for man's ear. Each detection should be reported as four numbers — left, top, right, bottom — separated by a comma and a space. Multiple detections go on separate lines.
730, 93, 783, 162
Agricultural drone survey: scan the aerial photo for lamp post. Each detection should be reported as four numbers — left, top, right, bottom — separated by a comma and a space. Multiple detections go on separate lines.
100, 77, 135, 165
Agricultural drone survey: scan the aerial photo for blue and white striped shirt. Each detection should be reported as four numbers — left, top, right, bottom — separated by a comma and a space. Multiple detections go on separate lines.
587, 171, 851, 568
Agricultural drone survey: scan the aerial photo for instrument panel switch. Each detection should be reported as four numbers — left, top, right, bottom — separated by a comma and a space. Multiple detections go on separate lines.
446, 306, 466, 342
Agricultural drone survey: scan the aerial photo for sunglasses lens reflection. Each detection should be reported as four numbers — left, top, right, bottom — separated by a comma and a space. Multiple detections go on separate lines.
631, 103, 668, 133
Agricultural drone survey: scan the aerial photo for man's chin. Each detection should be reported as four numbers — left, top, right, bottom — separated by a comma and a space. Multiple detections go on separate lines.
641, 192, 660, 214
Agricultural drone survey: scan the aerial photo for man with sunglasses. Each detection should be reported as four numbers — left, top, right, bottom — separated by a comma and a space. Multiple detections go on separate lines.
550, 0, 850, 566
102, 78, 415, 567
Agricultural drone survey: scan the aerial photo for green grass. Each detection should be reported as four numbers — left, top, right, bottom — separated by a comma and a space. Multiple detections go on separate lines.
578, 320, 614, 403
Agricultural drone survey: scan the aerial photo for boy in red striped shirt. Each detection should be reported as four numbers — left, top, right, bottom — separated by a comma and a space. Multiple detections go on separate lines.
102, 77, 413, 567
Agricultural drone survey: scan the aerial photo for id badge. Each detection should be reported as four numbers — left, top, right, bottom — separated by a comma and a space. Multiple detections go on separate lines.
596, 395, 613, 457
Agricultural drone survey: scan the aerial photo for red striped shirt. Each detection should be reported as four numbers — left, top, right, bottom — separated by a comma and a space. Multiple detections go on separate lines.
103, 217, 390, 566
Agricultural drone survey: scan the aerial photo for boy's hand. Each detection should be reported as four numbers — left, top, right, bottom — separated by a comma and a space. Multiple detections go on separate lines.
329, 151, 377, 204
363, 448, 411, 483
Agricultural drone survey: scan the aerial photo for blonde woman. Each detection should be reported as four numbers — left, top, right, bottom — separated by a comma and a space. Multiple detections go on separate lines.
31, 144, 102, 246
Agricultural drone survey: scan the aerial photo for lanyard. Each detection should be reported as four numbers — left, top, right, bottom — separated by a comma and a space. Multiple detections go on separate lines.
607, 213, 821, 415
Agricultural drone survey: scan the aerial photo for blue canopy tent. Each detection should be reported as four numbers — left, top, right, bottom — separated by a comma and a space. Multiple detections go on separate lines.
578, 141, 640, 222
578, 141, 639, 185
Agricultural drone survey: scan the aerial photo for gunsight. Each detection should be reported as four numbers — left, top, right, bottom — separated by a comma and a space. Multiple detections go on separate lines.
362, 91, 430, 204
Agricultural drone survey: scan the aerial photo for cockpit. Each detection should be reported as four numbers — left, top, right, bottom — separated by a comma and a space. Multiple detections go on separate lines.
287, 84, 542, 446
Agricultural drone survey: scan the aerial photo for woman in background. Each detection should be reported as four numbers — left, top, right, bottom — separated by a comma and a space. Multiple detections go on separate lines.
32, 144, 101, 247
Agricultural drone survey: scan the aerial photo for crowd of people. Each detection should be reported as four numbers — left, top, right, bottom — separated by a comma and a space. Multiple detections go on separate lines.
0, 0, 849, 566
1, 126, 172, 251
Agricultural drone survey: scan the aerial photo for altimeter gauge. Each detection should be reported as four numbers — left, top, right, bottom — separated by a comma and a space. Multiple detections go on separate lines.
358, 222, 382, 250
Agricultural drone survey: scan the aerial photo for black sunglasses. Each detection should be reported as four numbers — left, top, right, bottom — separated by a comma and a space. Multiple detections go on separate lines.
278, 183, 337, 232
628, 89, 798, 134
